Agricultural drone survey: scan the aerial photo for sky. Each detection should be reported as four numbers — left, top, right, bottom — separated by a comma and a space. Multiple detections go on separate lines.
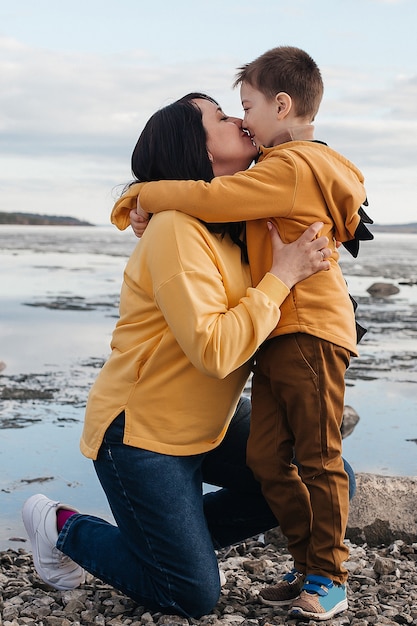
1, 0, 416, 225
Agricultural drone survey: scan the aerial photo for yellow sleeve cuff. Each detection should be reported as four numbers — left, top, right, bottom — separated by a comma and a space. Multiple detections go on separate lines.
255, 272, 290, 307
110, 183, 145, 230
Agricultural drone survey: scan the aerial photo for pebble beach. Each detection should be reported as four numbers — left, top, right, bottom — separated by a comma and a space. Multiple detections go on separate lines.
2, 536, 417, 625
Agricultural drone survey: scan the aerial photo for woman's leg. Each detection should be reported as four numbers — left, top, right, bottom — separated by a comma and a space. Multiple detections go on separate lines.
206, 395, 357, 551
202, 396, 278, 547
58, 414, 220, 618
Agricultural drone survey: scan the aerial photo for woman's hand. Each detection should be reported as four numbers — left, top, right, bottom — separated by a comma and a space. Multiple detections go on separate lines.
130, 198, 151, 238
268, 221, 332, 289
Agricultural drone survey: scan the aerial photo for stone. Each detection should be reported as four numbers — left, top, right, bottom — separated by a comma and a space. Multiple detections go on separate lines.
347, 473, 417, 545
341, 405, 360, 438
367, 282, 400, 297
373, 556, 398, 575
241, 560, 265, 575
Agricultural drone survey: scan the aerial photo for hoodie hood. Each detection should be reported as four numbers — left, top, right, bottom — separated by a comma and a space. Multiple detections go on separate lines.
264, 142, 373, 257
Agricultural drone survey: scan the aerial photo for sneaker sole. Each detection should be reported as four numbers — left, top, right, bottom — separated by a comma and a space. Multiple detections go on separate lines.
289, 597, 348, 621
22, 494, 53, 569
22, 495, 61, 588
260, 595, 299, 607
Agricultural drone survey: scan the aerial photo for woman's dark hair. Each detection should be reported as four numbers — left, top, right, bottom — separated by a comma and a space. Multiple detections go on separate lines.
131, 93, 214, 183
129, 92, 247, 261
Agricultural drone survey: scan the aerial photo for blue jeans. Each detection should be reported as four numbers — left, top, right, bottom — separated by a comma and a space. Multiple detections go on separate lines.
57, 397, 356, 618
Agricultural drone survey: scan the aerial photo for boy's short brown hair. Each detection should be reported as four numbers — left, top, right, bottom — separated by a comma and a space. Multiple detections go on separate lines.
233, 46, 324, 120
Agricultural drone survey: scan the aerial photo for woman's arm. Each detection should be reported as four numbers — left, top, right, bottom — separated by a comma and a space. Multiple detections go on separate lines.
267, 221, 330, 288
145, 214, 330, 378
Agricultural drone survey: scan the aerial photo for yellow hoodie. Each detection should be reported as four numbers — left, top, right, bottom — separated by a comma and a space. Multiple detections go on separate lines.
112, 141, 370, 355
80, 210, 290, 459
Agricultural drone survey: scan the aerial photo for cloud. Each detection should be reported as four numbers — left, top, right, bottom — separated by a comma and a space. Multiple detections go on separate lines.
316, 64, 417, 173
0, 37, 237, 160
0, 33, 416, 225
2, 34, 416, 160
371, 0, 408, 4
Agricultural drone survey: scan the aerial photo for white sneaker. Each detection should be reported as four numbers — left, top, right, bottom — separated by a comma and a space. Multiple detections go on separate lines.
22, 493, 86, 590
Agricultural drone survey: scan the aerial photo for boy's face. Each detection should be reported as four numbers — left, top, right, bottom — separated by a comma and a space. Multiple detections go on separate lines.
240, 81, 282, 150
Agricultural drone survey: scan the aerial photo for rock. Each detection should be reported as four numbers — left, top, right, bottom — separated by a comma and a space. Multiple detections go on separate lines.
373, 555, 398, 575
341, 405, 360, 438
347, 473, 417, 545
242, 560, 265, 575
264, 473, 417, 548
158, 616, 189, 625
367, 282, 400, 297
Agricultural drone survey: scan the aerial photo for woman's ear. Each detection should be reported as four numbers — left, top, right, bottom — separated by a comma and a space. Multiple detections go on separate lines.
275, 92, 292, 119
207, 150, 214, 163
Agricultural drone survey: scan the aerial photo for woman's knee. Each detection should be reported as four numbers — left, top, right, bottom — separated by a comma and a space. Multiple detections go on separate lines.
175, 575, 221, 618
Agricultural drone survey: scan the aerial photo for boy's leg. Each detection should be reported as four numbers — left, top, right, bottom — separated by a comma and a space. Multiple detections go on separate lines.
58, 414, 221, 618
248, 334, 350, 583
288, 334, 350, 584
248, 357, 312, 574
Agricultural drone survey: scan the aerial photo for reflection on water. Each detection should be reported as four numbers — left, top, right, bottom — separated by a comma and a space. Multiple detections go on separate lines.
0, 413, 113, 550
343, 378, 417, 476
0, 226, 416, 550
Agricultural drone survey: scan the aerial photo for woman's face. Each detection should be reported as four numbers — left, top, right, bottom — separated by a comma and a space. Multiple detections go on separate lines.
194, 98, 258, 177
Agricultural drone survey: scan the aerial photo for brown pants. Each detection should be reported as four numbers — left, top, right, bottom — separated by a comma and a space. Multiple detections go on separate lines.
247, 333, 350, 584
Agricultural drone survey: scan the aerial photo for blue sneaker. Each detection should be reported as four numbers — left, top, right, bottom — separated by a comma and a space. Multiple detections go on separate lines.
288, 575, 348, 621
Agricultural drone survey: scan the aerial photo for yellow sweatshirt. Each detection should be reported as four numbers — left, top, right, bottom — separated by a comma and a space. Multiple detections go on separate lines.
80, 210, 290, 459
113, 141, 368, 355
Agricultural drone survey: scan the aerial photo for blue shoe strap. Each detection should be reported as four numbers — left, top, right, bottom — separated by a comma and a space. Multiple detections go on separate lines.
303, 575, 333, 596
283, 568, 301, 582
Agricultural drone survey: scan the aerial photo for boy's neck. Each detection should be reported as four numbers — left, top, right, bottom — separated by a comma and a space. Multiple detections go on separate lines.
272, 124, 315, 146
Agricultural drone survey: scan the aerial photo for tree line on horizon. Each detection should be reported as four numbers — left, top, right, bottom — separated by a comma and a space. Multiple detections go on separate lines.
0, 212, 93, 226
0, 211, 416, 232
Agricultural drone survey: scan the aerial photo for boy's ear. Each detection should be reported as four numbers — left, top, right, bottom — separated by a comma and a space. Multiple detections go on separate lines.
275, 92, 292, 119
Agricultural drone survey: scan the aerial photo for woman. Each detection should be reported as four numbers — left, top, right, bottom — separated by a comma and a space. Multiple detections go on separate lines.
22, 93, 346, 618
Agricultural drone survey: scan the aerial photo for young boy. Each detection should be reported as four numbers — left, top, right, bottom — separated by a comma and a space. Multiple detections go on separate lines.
112, 46, 373, 621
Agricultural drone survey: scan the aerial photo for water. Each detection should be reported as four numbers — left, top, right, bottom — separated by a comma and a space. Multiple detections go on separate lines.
338, 231, 417, 476
0, 225, 416, 550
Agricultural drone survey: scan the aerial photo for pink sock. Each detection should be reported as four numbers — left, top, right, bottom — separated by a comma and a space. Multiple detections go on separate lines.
57, 509, 76, 532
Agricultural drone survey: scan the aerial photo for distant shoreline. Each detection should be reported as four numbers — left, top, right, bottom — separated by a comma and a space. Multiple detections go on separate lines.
0, 212, 416, 232
370, 222, 417, 234
0, 212, 94, 226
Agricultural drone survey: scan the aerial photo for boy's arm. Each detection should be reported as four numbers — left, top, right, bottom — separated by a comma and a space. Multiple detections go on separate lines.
111, 183, 144, 230
138, 152, 297, 223
115, 125, 315, 231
